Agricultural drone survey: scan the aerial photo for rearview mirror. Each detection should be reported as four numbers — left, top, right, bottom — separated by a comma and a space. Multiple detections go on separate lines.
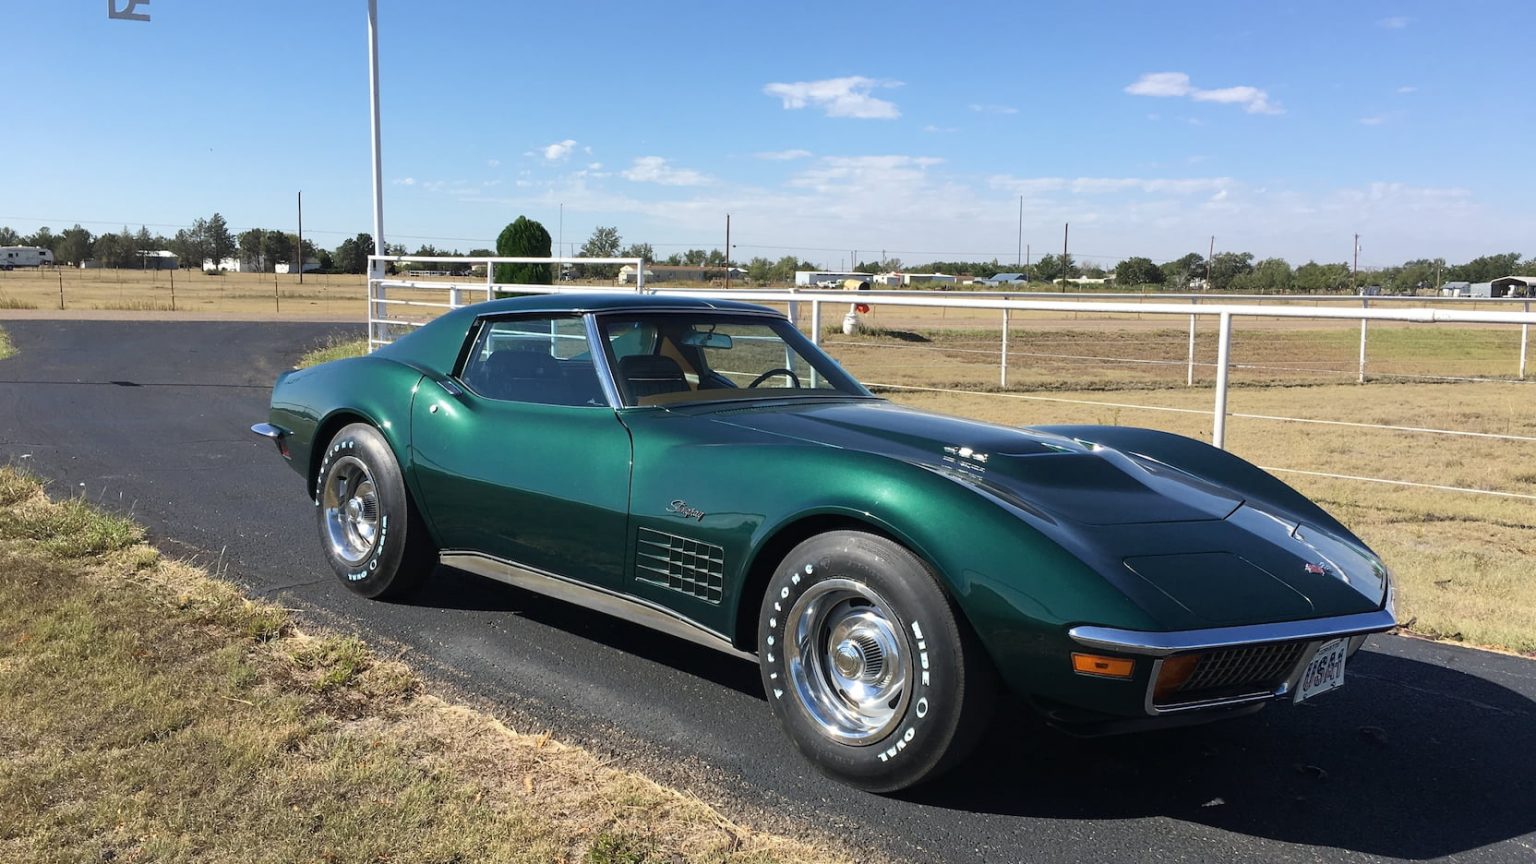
681, 331, 733, 349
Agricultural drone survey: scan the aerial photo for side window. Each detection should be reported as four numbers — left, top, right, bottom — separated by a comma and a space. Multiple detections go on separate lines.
459, 316, 605, 407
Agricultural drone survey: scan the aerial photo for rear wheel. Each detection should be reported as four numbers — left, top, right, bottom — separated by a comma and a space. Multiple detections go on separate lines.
758, 530, 996, 792
314, 423, 436, 599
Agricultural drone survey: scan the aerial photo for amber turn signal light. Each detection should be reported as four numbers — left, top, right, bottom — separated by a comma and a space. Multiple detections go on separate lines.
1071, 653, 1135, 679
1154, 654, 1202, 701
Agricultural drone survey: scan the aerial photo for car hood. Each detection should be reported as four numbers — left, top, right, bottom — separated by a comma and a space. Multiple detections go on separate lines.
707, 400, 1241, 526
704, 400, 1387, 625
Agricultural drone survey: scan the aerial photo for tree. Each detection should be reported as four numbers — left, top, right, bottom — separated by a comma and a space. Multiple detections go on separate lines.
0, 226, 19, 246
746, 256, 773, 283
495, 216, 554, 285
1233, 257, 1293, 293
619, 242, 655, 263
1032, 253, 1077, 283
578, 226, 622, 278
333, 233, 375, 275
57, 224, 94, 266
204, 213, 236, 267
1114, 256, 1164, 287
1161, 253, 1205, 288
1450, 252, 1522, 283
1293, 261, 1352, 293
237, 229, 266, 270
264, 231, 296, 270
1207, 251, 1254, 291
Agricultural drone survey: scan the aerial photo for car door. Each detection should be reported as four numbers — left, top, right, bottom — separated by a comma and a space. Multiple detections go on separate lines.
408, 313, 632, 590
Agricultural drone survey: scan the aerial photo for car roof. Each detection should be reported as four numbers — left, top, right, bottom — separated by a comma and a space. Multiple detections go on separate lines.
465, 292, 777, 316
372, 292, 783, 374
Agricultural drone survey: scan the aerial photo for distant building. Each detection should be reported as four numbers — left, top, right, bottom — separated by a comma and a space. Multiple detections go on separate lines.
1439, 281, 1471, 297
901, 273, 958, 286
1488, 276, 1535, 298
616, 264, 744, 284
986, 272, 1028, 285
795, 271, 873, 287
139, 250, 179, 270
275, 259, 321, 274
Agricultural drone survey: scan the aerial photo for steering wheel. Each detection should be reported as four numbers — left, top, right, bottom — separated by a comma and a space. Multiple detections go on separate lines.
747, 368, 802, 389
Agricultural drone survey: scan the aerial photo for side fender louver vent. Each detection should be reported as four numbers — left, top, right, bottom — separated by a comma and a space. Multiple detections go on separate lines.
636, 527, 725, 604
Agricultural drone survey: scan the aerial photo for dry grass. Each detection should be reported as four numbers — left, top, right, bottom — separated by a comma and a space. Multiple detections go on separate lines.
0, 268, 366, 318
0, 468, 858, 864
0, 325, 13, 360
297, 333, 371, 369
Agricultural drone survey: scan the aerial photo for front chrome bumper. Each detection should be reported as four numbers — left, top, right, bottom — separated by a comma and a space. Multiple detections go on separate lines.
1069, 607, 1397, 716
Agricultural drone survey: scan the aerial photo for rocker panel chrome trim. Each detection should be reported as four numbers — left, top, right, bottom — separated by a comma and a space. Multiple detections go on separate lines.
439, 551, 755, 662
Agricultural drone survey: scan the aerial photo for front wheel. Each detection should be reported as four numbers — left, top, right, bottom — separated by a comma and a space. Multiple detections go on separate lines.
314, 423, 437, 599
758, 530, 996, 792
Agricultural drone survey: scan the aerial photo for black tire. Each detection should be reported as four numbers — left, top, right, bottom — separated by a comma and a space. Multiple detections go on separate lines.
313, 423, 437, 599
758, 530, 996, 792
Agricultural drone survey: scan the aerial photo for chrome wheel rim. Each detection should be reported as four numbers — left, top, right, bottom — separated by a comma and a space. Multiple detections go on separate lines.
321, 455, 380, 567
785, 578, 911, 745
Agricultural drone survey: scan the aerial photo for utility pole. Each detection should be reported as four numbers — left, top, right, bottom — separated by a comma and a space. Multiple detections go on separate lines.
1353, 233, 1360, 292
724, 213, 731, 289
1061, 222, 1069, 291
297, 190, 304, 285
1016, 196, 1023, 267
1025, 244, 1031, 282
1206, 235, 1214, 289
558, 202, 564, 267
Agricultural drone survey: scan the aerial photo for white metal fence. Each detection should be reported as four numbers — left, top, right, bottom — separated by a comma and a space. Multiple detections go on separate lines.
366, 255, 1536, 500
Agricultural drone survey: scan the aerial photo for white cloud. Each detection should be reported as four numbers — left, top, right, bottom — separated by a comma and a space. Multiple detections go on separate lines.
487, 159, 501, 168
1396, 85, 1417, 94
989, 175, 1235, 197
1125, 72, 1193, 98
969, 103, 1018, 115
922, 125, 957, 134
543, 139, 578, 161
1125, 71, 1282, 115
587, 162, 604, 170
762, 76, 902, 119
790, 155, 943, 192
1359, 115, 1387, 126
1378, 16, 1409, 28
756, 149, 814, 161
622, 156, 710, 186
392, 177, 416, 186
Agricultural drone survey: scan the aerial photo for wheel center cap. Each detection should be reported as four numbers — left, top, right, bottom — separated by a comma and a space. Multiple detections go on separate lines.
832, 640, 865, 679
346, 498, 364, 520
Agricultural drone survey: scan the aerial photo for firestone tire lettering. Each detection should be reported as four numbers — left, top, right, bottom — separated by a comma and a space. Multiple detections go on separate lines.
755, 530, 996, 793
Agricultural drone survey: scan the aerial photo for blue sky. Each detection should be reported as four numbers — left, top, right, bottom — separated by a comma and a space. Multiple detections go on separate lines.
3, 1, 1532, 269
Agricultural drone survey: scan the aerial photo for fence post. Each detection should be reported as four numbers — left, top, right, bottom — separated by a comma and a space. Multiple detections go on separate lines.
1186, 304, 1197, 386
1521, 300, 1530, 380
1212, 311, 1233, 449
1000, 309, 1010, 388
810, 298, 821, 346
485, 258, 494, 302
1358, 297, 1369, 383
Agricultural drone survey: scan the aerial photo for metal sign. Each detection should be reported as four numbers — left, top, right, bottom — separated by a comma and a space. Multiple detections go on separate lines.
107, 0, 150, 21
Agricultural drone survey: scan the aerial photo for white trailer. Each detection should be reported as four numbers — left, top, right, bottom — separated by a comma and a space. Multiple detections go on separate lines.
0, 246, 55, 268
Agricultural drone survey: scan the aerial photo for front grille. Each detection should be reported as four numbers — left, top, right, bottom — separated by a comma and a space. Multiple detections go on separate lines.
1159, 641, 1307, 706
635, 528, 725, 604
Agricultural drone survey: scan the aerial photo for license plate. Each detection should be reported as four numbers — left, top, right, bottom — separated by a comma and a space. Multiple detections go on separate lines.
1294, 638, 1347, 703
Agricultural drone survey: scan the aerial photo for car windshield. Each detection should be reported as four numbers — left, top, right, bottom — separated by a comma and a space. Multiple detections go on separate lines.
597, 313, 872, 408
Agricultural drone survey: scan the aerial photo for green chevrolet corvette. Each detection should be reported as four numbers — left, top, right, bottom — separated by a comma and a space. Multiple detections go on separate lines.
254, 293, 1395, 791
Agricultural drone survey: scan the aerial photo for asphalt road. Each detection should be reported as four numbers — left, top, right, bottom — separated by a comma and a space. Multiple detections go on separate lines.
2, 319, 1534, 864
